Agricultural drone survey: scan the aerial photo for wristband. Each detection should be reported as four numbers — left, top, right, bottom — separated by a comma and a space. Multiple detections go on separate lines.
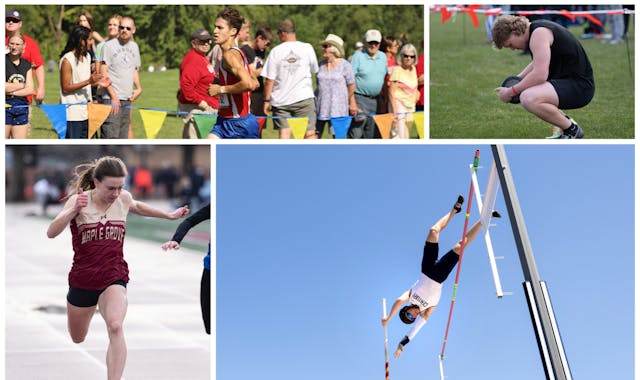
511, 86, 518, 96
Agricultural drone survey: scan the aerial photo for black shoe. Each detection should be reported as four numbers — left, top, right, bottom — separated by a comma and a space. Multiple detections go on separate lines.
491, 210, 502, 218
559, 120, 584, 139
453, 195, 464, 214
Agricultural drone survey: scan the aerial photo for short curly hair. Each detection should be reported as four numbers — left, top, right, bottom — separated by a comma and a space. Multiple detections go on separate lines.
216, 7, 244, 36
491, 15, 529, 49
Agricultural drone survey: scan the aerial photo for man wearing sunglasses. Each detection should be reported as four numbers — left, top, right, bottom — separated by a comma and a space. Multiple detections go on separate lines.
178, 29, 219, 138
381, 195, 501, 358
100, 16, 142, 138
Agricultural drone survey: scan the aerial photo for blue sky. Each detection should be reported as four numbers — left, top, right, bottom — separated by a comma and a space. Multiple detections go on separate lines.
216, 144, 634, 380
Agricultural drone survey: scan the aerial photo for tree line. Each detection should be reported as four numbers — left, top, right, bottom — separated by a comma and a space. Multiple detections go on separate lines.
7, 4, 424, 69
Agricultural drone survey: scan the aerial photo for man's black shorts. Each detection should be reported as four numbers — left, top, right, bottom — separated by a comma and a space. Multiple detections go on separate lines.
549, 78, 595, 110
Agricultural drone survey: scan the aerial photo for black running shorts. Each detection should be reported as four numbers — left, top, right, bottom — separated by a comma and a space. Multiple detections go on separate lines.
421, 242, 459, 284
549, 78, 595, 110
67, 279, 127, 307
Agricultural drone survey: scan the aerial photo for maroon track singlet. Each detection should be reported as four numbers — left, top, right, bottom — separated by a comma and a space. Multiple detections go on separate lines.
68, 191, 129, 290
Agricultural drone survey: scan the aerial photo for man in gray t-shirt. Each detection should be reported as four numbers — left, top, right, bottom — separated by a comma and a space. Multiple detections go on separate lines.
100, 16, 142, 139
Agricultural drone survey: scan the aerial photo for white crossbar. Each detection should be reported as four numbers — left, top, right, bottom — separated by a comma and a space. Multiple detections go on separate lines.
470, 162, 504, 298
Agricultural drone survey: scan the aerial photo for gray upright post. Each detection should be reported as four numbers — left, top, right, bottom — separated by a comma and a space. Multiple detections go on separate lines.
491, 145, 572, 380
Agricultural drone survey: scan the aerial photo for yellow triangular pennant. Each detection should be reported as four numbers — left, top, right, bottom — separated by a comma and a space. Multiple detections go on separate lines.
288, 117, 309, 139
87, 103, 112, 138
372, 113, 394, 139
139, 109, 167, 139
413, 112, 425, 139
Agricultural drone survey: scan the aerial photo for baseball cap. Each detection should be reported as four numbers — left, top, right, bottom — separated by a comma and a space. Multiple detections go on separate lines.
365, 29, 381, 43
6, 10, 21, 21
355, 41, 364, 49
191, 29, 212, 41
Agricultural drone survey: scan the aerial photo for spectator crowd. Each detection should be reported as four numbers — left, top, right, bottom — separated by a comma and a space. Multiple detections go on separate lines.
5, 7, 424, 139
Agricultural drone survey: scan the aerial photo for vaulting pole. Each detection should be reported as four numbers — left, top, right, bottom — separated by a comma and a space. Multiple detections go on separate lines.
382, 298, 389, 380
438, 150, 479, 379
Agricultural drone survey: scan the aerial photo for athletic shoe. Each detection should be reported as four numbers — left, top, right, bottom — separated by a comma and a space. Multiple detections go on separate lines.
560, 124, 584, 139
545, 127, 563, 139
491, 210, 502, 218
453, 195, 464, 214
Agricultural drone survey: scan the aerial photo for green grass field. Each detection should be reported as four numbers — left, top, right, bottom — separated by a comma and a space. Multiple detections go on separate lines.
430, 13, 635, 139
27, 67, 421, 139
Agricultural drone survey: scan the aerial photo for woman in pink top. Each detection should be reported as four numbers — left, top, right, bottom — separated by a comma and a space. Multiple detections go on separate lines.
47, 156, 189, 380
388, 43, 419, 139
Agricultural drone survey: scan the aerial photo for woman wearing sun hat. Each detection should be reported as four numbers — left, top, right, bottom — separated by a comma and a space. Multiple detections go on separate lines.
315, 33, 357, 138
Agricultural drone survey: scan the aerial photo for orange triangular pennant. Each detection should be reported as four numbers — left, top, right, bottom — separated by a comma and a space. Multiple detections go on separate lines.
372, 113, 394, 139
87, 103, 112, 138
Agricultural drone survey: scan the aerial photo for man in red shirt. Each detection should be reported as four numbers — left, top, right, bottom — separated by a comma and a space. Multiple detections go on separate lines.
416, 51, 424, 112
5, 10, 45, 105
178, 29, 220, 138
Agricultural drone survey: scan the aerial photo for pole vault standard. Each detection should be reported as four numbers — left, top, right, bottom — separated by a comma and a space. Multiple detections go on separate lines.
438, 150, 479, 379
469, 160, 504, 298
491, 145, 572, 380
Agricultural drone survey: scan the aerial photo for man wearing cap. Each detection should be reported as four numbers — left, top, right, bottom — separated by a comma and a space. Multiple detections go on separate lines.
348, 29, 388, 139
381, 195, 501, 357
178, 29, 219, 138
261, 18, 319, 139
100, 16, 142, 139
5, 10, 46, 106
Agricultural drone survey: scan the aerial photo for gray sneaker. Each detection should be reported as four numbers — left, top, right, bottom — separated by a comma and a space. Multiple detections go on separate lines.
559, 124, 584, 139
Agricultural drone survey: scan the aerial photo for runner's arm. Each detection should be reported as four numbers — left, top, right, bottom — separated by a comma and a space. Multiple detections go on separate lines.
47, 195, 81, 238
124, 190, 189, 219
170, 204, 210, 243
209, 49, 257, 96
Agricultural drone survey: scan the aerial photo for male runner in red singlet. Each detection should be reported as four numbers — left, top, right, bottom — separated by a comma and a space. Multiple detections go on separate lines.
206, 7, 260, 139
47, 156, 189, 380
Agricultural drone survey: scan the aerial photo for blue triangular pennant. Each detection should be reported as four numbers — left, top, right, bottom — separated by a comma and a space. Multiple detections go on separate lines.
40, 104, 68, 139
330, 116, 352, 139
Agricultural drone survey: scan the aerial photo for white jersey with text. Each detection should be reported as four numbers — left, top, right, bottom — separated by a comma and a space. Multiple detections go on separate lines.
409, 273, 442, 312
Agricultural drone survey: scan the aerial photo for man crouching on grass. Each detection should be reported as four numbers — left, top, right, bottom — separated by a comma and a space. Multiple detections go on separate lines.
492, 15, 594, 139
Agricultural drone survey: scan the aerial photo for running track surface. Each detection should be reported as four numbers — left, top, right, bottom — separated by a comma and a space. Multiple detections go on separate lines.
5, 203, 212, 380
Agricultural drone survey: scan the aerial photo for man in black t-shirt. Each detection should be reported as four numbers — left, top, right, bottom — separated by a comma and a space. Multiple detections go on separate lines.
240, 27, 274, 136
492, 15, 594, 139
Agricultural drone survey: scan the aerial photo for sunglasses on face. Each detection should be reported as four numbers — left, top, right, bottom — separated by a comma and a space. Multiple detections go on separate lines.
6, 18, 20, 24
367, 41, 380, 46
406, 311, 416, 321
119, 25, 133, 31
197, 39, 212, 45
403, 54, 416, 59
321, 44, 330, 49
